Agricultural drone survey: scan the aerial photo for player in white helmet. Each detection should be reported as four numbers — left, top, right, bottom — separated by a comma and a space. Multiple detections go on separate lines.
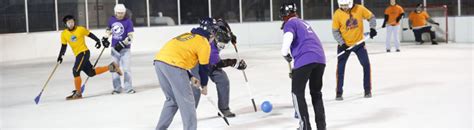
102, 4, 136, 94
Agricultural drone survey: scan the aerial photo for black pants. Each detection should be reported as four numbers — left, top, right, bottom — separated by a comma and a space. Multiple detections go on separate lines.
73, 50, 96, 77
292, 63, 326, 130
413, 26, 436, 42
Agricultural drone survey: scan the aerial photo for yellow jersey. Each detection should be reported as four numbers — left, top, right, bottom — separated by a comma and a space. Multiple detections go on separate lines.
409, 11, 430, 28
60, 26, 90, 56
154, 33, 211, 70
384, 5, 405, 25
332, 4, 374, 46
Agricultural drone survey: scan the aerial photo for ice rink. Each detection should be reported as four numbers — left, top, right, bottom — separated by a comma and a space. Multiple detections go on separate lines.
1, 42, 472, 130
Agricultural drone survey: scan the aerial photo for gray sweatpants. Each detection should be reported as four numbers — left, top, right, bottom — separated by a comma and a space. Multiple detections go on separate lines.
154, 61, 197, 130
191, 65, 231, 110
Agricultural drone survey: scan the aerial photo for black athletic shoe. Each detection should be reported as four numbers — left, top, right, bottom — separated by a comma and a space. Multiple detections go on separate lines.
335, 92, 343, 101
386, 49, 391, 53
396, 49, 400, 52
432, 41, 438, 45
66, 90, 82, 100
416, 40, 425, 45
364, 91, 372, 98
126, 89, 136, 94
111, 90, 121, 95
218, 109, 236, 118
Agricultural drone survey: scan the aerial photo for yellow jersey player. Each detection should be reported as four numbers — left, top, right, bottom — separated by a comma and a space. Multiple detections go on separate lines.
58, 15, 122, 100
153, 18, 226, 130
408, 3, 440, 45
332, 0, 377, 100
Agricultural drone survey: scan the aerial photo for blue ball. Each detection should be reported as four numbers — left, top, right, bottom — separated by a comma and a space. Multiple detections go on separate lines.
261, 101, 273, 113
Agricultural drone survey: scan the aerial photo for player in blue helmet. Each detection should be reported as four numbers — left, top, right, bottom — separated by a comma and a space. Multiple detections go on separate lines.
189, 18, 246, 118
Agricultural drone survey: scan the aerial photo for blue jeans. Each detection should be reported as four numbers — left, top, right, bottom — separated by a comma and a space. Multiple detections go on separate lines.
111, 48, 133, 92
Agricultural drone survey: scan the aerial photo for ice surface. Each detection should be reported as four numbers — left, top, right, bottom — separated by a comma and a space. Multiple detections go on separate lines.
1, 42, 472, 130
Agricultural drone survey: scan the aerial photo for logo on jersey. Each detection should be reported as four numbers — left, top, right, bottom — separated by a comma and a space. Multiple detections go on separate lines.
302, 22, 314, 33
70, 35, 77, 42
345, 16, 359, 30
111, 22, 125, 40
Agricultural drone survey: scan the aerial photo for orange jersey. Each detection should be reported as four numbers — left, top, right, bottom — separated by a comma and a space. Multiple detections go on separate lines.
384, 4, 404, 25
409, 11, 430, 28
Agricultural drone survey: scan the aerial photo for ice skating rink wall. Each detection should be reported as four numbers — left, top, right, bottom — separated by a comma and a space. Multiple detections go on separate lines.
0, 17, 473, 63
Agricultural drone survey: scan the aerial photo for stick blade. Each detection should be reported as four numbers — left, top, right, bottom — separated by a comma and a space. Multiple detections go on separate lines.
251, 98, 257, 112
34, 92, 42, 104
222, 116, 230, 126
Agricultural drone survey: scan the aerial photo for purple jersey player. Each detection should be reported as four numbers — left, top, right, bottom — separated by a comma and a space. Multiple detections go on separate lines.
102, 4, 135, 94
280, 2, 326, 130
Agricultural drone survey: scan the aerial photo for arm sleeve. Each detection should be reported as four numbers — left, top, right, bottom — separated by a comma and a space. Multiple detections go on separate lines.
281, 32, 294, 56
427, 18, 437, 24
332, 29, 345, 45
408, 13, 413, 27
396, 13, 404, 23
382, 15, 388, 26
198, 65, 209, 87
368, 15, 377, 29
88, 32, 100, 42
362, 6, 377, 29
58, 44, 67, 57
423, 12, 436, 24
408, 20, 413, 28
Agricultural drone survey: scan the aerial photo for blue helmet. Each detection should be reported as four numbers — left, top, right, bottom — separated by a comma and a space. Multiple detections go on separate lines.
199, 17, 217, 34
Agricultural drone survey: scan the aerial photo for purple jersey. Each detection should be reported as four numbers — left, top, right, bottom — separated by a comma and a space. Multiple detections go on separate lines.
108, 16, 134, 48
283, 17, 326, 69
209, 41, 220, 65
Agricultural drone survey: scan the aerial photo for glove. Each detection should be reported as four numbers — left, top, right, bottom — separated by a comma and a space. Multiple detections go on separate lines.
235, 59, 247, 70
370, 28, 377, 39
190, 76, 200, 88
409, 26, 413, 30
57, 56, 63, 64
114, 37, 130, 52
231, 33, 237, 44
114, 41, 126, 52
201, 86, 208, 95
283, 54, 292, 63
95, 40, 101, 49
433, 22, 440, 26
216, 59, 237, 68
338, 43, 350, 52
102, 37, 110, 48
